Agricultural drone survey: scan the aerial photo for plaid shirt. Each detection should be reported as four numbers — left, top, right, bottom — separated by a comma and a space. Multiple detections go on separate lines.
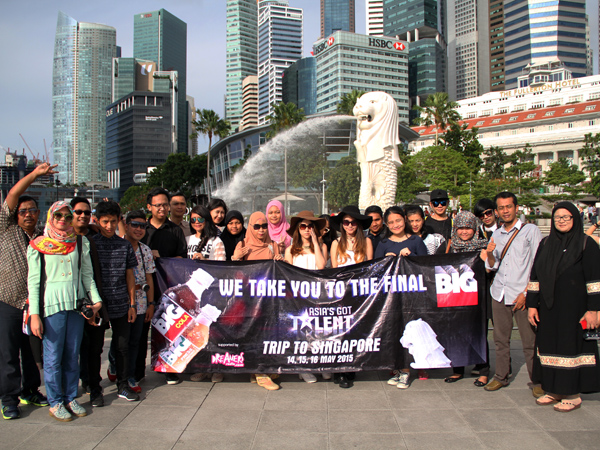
0, 201, 41, 309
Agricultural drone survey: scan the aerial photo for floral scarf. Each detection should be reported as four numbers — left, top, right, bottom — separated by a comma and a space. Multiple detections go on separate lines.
449, 211, 488, 253
30, 201, 77, 255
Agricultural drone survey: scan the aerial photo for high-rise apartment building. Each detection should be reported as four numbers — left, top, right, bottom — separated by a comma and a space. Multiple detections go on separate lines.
282, 57, 317, 115
489, 0, 506, 92
241, 75, 259, 131
258, 1, 303, 124
225, 0, 258, 132
52, 11, 117, 184
366, 0, 384, 36
503, 0, 588, 89
320, 0, 355, 38
447, 0, 490, 100
134, 9, 188, 154
383, 0, 447, 115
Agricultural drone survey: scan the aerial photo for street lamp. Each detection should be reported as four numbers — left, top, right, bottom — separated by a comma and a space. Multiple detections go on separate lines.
55, 177, 61, 202
320, 170, 327, 215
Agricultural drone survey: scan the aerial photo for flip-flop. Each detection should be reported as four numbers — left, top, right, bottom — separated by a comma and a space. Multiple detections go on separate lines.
535, 394, 560, 406
554, 398, 582, 412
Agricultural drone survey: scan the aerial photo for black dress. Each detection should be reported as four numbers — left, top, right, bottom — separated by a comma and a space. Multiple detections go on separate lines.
527, 236, 600, 396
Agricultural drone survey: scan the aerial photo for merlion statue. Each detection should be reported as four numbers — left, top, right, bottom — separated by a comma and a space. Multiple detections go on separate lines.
353, 92, 401, 211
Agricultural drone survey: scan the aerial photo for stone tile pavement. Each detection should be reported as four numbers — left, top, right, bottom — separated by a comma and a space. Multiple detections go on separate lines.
2, 339, 600, 450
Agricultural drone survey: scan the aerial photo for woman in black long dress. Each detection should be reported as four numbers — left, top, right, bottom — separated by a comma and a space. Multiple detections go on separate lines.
527, 202, 600, 412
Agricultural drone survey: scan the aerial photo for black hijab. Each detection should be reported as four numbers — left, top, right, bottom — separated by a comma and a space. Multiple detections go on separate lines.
219, 210, 246, 260
534, 202, 585, 309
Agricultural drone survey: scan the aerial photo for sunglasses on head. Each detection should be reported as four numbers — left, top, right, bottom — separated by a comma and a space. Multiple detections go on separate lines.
128, 221, 147, 229
17, 208, 38, 216
432, 200, 448, 207
342, 219, 357, 227
190, 217, 205, 224
73, 209, 92, 216
253, 223, 269, 230
478, 209, 494, 219
299, 223, 314, 230
53, 212, 73, 221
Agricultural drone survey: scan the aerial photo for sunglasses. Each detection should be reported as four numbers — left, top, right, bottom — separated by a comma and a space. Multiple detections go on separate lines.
299, 223, 314, 230
342, 219, 357, 227
73, 209, 92, 216
432, 200, 448, 207
53, 212, 73, 222
17, 208, 38, 216
478, 209, 494, 219
128, 222, 147, 229
190, 217, 205, 224
253, 223, 268, 230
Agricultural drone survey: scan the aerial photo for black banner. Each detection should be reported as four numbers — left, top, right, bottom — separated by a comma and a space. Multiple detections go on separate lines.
151, 253, 486, 374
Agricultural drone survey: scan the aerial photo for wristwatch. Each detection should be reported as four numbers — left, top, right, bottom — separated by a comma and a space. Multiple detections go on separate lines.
147, 302, 155, 307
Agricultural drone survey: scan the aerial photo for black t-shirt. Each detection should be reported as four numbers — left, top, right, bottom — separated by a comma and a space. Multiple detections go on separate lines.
365, 226, 387, 253
424, 216, 452, 241
142, 219, 187, 258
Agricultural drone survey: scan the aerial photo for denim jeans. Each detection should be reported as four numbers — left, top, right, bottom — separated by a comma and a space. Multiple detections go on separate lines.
43, 310, 84, 407
109, 314, 144, 380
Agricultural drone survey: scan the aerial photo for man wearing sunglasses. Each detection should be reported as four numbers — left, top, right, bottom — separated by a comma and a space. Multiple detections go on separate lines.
1, 162, 57, 420
424, 189, 453, 241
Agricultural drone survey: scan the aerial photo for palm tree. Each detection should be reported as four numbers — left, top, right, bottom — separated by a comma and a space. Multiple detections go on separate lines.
265, 102, 305, 138
192, 109, 231, 200
336, 89, 366, 116
413, 92, 461, 146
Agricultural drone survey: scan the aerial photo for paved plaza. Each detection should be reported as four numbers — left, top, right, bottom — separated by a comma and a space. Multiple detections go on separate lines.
2, 336, 600, 450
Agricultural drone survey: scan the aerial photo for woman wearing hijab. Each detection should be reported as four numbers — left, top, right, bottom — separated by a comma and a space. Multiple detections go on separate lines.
266, 200, 291, 255
232, 212, 283, 390
27, 201, 102, 422
527, 202, 600, 412
443, 211, 490, 386
220, 210, 246, 261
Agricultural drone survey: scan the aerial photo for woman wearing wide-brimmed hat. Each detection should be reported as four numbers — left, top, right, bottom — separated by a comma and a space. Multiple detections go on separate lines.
284, 211, 329, 384
328, 206, 373, 389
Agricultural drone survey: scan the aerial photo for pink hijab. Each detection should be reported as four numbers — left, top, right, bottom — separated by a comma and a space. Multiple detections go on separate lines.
266, 200, 291, 247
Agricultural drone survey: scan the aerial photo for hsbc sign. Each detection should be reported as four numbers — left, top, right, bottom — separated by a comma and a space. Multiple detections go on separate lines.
314, 36, 335, 55
369, 38, 405, 51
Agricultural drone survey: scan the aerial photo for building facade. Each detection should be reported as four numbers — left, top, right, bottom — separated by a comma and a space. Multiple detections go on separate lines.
258, 1, 303, 124
503, 0, 588, 89
411, 73, 600, 174
225, 0, 258, 132
52, 11, 117, 184
134, 9, 188, 154
282, 57, 317, 115
489, 0, 506, 92
314, 31, 410, 122
241, 75, 259, 131
366, 0, 384, 36
321, 0, 355, 38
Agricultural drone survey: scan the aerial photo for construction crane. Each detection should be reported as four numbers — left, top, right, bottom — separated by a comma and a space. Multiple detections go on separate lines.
19, 134, 42, 163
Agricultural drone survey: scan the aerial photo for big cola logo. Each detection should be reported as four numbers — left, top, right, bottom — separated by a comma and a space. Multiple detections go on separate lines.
434, 265, 478, 307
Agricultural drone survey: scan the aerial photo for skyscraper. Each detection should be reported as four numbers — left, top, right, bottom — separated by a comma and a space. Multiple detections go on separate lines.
503, 0, 588, 89
258, 1, 303, 124
383, 0, 447, 115
446, 0, 490, 100
225, 0, 258, 133
489, 0, 506, 92
282, 57, 317, 115
320, 0, 355, 38
366, 0, 384, 36
134, 9, 187, 154
52, 11, 117, 184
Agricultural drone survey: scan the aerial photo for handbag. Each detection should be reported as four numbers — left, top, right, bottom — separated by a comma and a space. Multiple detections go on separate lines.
583, 328, 600, 341
22, 254, 46, 336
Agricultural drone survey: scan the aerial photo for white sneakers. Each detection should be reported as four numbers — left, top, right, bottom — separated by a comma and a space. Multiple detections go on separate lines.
299, 373, 318, 383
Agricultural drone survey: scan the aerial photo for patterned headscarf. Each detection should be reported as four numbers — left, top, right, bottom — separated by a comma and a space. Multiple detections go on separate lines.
30, 201, 77, 255
450, 211, 488, 253
266, 200, 291, 248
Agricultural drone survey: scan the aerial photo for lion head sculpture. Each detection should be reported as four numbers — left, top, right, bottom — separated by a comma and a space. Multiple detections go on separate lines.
353, 92, 401, 165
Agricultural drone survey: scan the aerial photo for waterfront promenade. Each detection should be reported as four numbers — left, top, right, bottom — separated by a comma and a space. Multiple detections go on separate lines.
1, 336, 599, 450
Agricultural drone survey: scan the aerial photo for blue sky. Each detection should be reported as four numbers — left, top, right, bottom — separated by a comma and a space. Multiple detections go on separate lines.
1, 0, 597, 161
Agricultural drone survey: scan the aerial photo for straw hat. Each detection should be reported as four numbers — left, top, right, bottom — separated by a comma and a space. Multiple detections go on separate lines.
287, 210, 327, 237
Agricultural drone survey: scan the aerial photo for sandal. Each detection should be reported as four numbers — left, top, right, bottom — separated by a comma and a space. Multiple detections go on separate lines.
474, 376, 488, 387
554, 398, 582, 413
536, 394, 560, 406
418, 370, 429, 380
255, 375, 280, 391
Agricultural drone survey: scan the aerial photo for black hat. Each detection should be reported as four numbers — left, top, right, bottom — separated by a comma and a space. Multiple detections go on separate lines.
331, 206, 373, 230
430, 189, 449, 201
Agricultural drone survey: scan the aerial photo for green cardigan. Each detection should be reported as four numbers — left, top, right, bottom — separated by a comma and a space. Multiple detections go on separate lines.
27, 238, 102, 317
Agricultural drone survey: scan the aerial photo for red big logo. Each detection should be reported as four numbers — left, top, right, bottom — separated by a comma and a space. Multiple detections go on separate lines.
435, 265, 478, 307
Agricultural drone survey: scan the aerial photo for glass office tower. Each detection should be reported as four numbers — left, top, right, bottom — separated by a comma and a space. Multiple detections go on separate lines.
321, 0, 355, 38
52, 11, 117, 184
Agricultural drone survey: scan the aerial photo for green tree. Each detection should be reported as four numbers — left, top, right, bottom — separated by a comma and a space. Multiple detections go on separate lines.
325, 156, 360, 209
286, 134, 329, 191
411, 145, 471, 197
413, 92, 461, 145
191, 109, 231, 200
265, 102, 305, 138
504, 144, 542, 207
482, 146, 508, 180
395, 154, 427, 204
543, 158, 586, 201
147, 153, 207, 197
441, 123, 483, 172
336, 90, 366, 116
120, 185, 151, 213
579, 132, 600, 195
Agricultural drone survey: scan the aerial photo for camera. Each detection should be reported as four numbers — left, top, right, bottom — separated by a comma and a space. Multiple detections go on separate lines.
141, 283, 150, 292
76, 297, 94, 319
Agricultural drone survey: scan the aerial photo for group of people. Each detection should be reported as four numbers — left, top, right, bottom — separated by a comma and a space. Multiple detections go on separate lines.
1, 163, 599, 423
